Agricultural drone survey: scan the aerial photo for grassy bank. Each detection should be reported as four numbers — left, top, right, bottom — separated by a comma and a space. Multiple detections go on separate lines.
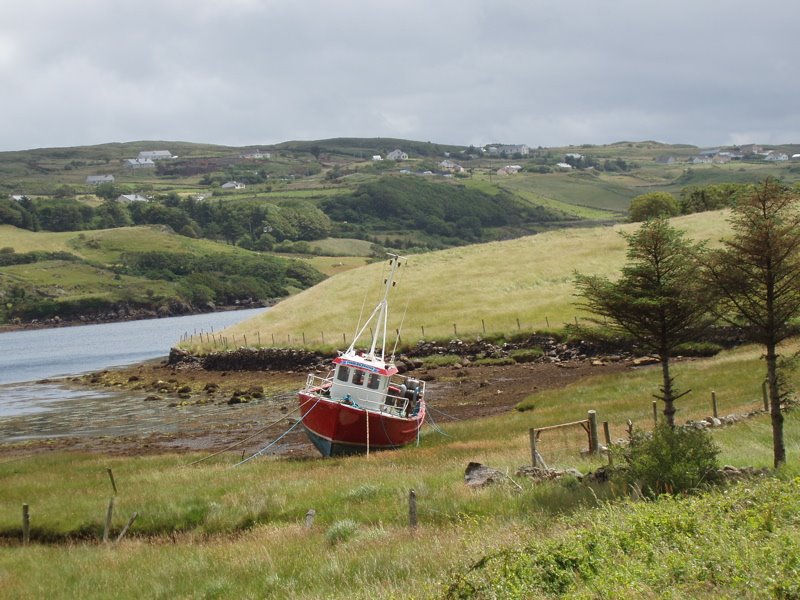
199, 211, 732, 353
0, 342, 798, 598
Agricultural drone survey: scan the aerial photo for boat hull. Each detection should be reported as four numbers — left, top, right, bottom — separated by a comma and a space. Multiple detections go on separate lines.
299, 392, 425, 457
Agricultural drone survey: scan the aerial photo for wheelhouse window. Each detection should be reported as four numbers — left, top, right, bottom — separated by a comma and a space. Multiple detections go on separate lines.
352, 370, 365, 386
336, 366, 350, 382
367, 373, 381, 390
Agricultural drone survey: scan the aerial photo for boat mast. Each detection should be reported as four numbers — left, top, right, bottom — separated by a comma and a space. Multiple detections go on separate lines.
348, 254, 404, 362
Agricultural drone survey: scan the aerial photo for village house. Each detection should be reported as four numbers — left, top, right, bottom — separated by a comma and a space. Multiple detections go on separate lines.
137, 150, 173, 161
372, 155, 382, 161
386, 149, 408, 161
116, 194, 148, 202
496, 165, 523, 175
123, 158, 155, 169
487, 144, 530, 156
85, 174, 115, 185
764, 151, 789, 162
240, 150, 270, 160
439, 159, 464, 173
221, 181, 246, 190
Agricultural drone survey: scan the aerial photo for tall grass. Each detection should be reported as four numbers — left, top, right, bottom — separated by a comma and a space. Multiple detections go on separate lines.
209, 211, 731, 352
1, 342, 798, 597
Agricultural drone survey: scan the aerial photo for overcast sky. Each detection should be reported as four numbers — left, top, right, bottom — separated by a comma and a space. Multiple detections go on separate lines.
1, 0, 797, 152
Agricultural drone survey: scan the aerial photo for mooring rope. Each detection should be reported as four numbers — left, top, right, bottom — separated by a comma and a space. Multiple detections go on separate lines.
235, 397, 322, 466
424, 406, 451, 437
186, 402, 302, 466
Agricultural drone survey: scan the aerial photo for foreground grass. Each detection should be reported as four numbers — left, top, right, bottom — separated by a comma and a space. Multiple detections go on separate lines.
1, 344, 799, 598
444, 474, 800, 599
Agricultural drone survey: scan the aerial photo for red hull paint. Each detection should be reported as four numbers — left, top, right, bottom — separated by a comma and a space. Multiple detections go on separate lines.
299, 391, 425, 454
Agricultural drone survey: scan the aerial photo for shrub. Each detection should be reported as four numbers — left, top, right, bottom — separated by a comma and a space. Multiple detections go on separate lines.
419, 354, 463, 367
673, 341, 723, 357
628, 192, 680, 222
325, 519, 359, 546
615, 424, 720, 497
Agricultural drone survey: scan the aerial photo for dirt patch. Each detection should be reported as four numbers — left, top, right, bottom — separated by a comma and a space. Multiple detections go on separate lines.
0, 358, 633, 460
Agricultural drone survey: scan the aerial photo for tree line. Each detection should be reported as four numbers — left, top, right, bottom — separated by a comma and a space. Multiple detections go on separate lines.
576, 178, 800, 468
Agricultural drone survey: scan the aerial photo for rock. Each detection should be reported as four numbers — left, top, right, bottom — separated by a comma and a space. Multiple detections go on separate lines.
144, 395, 162, 402
464, 462, 506, 487
632, 356, 660, 366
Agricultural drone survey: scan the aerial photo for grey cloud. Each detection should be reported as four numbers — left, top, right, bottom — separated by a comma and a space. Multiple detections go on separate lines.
1, 0, 798, 151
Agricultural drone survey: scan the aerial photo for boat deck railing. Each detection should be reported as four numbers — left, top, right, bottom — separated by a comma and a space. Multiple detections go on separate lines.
301, 373, 423, 419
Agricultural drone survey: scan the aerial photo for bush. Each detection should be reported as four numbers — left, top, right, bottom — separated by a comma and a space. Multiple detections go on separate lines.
628, 192, 680, 222
325, 519, 359, 546
673, 341, 723, 357
615, 424, 720, 497
419, 354, 463, 367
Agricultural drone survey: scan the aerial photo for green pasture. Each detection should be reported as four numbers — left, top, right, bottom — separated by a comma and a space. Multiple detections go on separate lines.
0, 225, 254, 265
0, 339, 798, 598
0, 261, 174, 303
206, 211, 730, 353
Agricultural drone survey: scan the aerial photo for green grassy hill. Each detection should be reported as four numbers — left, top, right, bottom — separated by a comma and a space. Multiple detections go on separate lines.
202, 211, 730, 351
0, 225, 325, 323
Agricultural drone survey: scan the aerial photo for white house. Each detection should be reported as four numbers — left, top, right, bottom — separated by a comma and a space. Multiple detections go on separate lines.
386, 149, 408, 161
497, 165, 523, 175
487, 144, 530, 156
123, 158, 155, 169
116, 194, 148, 202
765, 152, 789, 162
439, 159, 464, 173
86, 174, 115, 185
555, 162, 573, 170
137, 150, 173, 161
372, 155, 383, 161
221, 181, 246, 190
240, 150, 270, 159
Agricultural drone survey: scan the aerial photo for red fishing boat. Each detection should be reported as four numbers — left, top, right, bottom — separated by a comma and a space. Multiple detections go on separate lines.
298, 255, 426, 457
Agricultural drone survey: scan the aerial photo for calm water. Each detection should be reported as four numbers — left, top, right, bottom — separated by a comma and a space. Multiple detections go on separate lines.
0, 307, 266, 385
0, 308, 267, 439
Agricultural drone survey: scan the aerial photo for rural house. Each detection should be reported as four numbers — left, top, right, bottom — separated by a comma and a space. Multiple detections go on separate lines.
116, 194, 148, 202
137, 150, 173, 161
86, 174, 115, 185
386, 149, 408, 161
221, 181, 246, 190
123, 158, 156, 169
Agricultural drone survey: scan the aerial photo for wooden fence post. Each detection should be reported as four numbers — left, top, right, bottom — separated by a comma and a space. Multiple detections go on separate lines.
652, 400, 658, 427
603, 421, 613, 465
115, 512, 138, 544
587, 410, 599, 454
529, 428, 539, 468
107, 467, 117, 495
712, 391, 718, 418
516, 318, 521, 331
103, 497, 115, 543
408, 489, 417, 529
453, 323, 457, 336
762, 380, 769, 411
22, 504, 29, 546
545, 316, 550, 328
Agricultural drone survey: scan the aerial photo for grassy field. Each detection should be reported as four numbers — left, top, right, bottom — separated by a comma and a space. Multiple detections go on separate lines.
204, 211, 731, 352
0, 341, 798, 598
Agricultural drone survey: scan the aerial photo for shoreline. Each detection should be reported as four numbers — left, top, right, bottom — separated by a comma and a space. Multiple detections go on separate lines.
0, 302, 271, 334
